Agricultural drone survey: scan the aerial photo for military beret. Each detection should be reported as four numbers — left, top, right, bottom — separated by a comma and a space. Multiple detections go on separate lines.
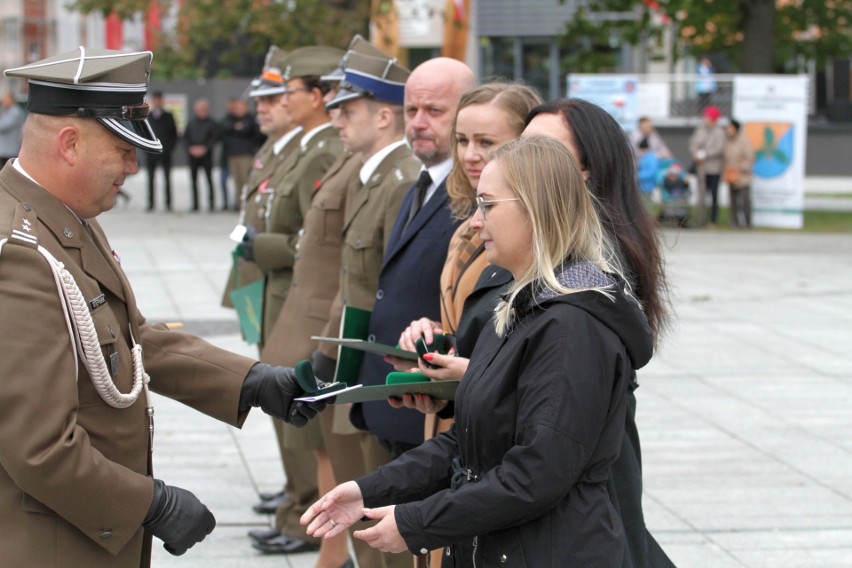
250, 45, 289, 98
282, 46, 345, 82
326, 51, 410, 109
4, 46, 162, 153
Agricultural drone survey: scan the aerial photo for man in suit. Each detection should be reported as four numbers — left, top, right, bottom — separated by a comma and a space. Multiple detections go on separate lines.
353, 57, 475, 453
0, 47, 321, 568
144, 91, 177, 211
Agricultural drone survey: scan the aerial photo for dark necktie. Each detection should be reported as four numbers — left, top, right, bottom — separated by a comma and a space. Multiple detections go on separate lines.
404, 170, 432, 232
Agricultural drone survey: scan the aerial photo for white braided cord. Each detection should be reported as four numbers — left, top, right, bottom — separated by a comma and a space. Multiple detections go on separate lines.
0, 237, 149, 408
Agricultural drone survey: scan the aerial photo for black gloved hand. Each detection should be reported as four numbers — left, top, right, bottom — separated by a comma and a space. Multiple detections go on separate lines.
239, 225, 258, 261
239, 362, 327, 427
310, 350, 337, 382
143, 479, 216, 556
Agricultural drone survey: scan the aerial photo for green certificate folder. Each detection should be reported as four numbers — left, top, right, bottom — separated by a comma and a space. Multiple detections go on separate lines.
333, 306, 371, 385
296, 380, 460, 404
311, 337, 419, 361
229, 278, 264, 345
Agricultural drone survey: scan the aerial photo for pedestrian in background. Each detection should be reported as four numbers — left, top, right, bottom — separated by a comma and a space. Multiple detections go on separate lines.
222, 97, 260, 211
0, 91, 25, 168
696, 55, 717, 112
723, 118, 755, 228
145, 91, 178, 211
184, 98, 218, 211
689, 105, 726, 225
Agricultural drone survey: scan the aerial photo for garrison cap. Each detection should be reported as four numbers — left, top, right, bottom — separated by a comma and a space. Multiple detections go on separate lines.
282, 46, 345, 82
326, 52, 409, 109
250, 46, 289, 97
4, 46, 162, 153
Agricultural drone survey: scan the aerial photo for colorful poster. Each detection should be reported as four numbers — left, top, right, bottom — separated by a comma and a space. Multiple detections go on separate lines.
733, 76, 808, 229
567, 74, 640, 131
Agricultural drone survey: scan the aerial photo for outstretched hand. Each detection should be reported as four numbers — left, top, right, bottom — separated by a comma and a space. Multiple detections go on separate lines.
301, 481, 365, 539
353, 506, 407, 553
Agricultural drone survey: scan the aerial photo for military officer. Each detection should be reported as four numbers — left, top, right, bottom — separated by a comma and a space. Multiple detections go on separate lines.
221, 46, 303, 324
245, 46, 345, 556
311, 48, 422, 568
0, 47, 322, 568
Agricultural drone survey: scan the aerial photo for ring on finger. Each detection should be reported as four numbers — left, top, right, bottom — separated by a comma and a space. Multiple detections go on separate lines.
329, 519, 337, 527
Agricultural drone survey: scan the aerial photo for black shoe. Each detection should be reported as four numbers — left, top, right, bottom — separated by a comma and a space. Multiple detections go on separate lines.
247, 527, 281, 542
252, 492, 290, 514
251, 535, 320, 554
257, 490, 284, 501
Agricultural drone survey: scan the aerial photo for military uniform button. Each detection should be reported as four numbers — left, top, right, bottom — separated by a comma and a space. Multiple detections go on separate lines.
355, 239, 361, 246
376, 289, 384, 300
99, 530, 113, 539
420, 548, 428, 555
499, 554, 507, 563
22, 203, 32, 211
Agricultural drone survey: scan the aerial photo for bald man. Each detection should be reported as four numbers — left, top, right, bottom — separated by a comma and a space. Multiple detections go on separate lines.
350, 58, 476, 456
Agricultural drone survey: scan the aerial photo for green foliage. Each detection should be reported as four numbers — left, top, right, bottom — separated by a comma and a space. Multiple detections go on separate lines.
559, 0, 852, 73
68, 0, 371, 79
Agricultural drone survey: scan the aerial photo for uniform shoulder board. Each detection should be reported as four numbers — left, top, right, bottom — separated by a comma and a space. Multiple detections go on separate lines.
9, 202, 38, 249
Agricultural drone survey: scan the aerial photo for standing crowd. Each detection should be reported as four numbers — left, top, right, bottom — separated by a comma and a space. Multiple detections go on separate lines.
0, 35, 737, 568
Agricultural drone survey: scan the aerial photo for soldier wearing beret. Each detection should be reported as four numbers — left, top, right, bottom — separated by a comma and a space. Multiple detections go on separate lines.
0, 47, 323, 567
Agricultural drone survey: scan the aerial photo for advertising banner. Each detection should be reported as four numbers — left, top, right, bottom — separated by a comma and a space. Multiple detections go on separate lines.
567, 74, 640, 131
733, 75, 808, 229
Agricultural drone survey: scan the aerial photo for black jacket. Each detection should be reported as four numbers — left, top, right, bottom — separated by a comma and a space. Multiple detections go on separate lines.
358, 266, 653, 567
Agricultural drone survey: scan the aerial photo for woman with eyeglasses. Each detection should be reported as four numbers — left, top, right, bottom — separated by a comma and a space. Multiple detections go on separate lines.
387, 83, 541, 403
301, 136, 653, 567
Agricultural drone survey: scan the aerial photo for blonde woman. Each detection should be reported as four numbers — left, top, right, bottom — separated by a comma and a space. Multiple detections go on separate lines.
389, 83, 542, 406
302, 136, 653, 567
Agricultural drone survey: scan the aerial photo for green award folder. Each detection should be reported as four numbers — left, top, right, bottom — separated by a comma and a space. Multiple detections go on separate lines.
334, 306, 371, 385
227, 246, 264, 345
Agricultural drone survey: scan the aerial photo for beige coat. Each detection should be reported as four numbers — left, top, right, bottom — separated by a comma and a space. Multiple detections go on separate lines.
221, 133, 303, 308
723, 132, 755, 189
317, 143, 420, 360
254, 125, 342, 344
0, 164, 256, 567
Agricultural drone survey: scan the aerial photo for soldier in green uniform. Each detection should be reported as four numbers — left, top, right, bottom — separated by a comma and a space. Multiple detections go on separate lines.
222, 46, 303, 313
311, 46, 422, 568
246, 46, 345, 557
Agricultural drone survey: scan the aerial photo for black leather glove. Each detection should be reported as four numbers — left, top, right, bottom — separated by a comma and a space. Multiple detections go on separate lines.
239, 362, 326, 427
143, 478, 215, 556
239, 225, 258, 261
310, 350, 337, 382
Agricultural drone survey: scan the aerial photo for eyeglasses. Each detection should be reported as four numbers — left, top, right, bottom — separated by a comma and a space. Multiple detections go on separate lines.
475, 196, 520, 218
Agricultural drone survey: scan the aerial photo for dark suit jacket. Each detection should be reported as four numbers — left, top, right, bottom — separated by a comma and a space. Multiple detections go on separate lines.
353, 177, 461, 446
147, 107, 178, 156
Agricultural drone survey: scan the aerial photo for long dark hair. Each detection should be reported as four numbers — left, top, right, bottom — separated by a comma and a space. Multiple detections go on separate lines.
526, 98, 670, 344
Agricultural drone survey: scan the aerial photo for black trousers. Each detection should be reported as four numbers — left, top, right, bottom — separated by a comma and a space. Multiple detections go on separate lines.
146, 153, 173, 210
188, 153, 215, 210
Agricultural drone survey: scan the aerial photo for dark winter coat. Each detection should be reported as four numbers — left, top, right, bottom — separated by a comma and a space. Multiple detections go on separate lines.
358, 265, 653, 567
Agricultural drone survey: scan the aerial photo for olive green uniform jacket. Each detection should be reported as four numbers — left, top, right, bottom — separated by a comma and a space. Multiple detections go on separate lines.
317, 142, 421, 362
221, 131, 303, 308
0, 164, 256, 568
263, 151, 361, 367
254, 124, 342, 345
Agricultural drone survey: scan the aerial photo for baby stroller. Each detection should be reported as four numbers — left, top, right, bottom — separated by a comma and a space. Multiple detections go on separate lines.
655, 158, 691, 226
